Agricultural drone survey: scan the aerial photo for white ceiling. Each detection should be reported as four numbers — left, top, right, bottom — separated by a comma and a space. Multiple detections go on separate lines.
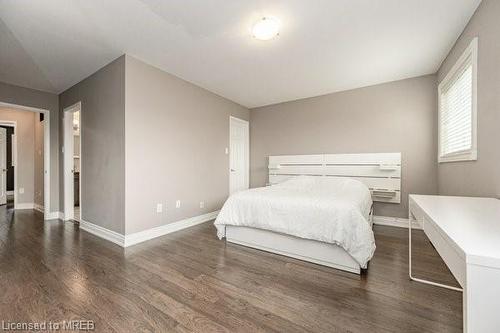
0, 0, 481, 108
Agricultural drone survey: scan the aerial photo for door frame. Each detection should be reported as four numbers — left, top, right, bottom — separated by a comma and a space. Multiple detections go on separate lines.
63, 101, 82, 222
0, 121, 16, 207
229, 116, 249, 194
0, 102, 50, 217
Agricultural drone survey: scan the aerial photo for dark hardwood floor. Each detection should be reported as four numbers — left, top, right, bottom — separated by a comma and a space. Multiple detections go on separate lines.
0, 206, 462, 332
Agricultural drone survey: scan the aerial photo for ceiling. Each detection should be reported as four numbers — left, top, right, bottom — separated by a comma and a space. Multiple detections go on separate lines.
0, 0, 481, 108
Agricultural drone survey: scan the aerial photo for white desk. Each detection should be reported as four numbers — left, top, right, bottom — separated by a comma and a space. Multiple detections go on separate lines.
409, 195, 500, 333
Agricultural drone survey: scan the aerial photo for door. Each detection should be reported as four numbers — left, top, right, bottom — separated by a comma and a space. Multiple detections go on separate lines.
63, 111, 74, 220
0, 128, 6, 205
229, 117, 249, 194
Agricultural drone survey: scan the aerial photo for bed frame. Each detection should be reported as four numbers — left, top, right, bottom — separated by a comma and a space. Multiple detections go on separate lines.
226, 153, 401, 274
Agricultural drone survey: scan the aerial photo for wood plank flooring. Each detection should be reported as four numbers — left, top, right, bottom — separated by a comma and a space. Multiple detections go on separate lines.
0, 207, 462, 332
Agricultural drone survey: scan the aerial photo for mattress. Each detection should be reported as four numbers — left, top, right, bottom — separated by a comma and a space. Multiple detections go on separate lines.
214, 176, 376, 268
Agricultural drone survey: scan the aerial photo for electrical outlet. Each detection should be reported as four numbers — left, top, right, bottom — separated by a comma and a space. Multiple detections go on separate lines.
176, 200, 181, 208
200, 201, 205, 209
156, 203, 163, 213
19, 187, 24, 194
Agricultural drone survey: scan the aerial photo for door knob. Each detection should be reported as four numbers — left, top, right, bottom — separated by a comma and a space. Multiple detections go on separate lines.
230, 169, 235, 172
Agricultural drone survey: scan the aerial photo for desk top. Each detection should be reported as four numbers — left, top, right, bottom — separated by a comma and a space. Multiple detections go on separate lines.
410, 195, 500, 269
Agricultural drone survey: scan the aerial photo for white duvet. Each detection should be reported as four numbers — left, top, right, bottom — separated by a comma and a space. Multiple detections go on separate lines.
214, 176, 376, 268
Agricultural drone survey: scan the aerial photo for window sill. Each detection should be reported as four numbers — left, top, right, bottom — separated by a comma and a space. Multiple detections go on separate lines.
439, 150, 477, 163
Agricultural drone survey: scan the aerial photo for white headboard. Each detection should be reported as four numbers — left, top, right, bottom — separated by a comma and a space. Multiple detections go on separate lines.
268, 153, 401, 203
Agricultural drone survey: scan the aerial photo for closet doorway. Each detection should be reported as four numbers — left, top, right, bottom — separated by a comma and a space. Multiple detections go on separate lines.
63, 102, 81, 222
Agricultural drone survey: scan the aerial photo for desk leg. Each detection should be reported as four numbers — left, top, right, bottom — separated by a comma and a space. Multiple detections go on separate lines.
408, 209, 463, 292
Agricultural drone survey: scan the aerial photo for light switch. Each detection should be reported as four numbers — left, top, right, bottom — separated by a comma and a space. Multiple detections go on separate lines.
225, 147, 229, 155
176, 200, 181, 208
156, 203, 162, 213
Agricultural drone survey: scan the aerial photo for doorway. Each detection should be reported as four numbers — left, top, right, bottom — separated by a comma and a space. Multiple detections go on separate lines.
63, 102, 81, 222
229, 116, 249, 194
0, 102, 50, 218
0, 123, 15, 207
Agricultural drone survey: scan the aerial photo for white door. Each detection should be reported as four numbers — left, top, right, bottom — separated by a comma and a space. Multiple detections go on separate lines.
229, 117, 249, 194
0, 128, 6, 205
63, 112, 74, 220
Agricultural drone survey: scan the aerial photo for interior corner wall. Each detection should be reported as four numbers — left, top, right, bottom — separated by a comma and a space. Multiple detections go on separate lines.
250, 75, 438, 218
124, 55, 250, 235
0, 81, 59, 212
437, 0, 500, 198
59, 55, 126, 234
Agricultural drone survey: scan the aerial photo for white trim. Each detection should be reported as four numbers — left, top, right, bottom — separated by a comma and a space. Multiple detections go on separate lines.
0, 120, 17, 208
44, 211, 63, 220
63, 102, 81, 221
78, 211, 219, 248
373, 215, 422, 229
438, 37, 478, 163
0, 101, 51, 219
229, 116, 249, 194
79, 219, 125, 247
15, 202, 34, 210
124, 210, 220, 247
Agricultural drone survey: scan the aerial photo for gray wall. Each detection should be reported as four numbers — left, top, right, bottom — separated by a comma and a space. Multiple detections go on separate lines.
250, 75, 438, 218
0, 81, 59, 212
0, 107, 38, 205
59, 56, 125, 233
437, 0, 500, 198
125, 55, 249, 234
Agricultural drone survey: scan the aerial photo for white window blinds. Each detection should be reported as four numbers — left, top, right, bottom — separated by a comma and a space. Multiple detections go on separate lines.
440, 60, 472, 156
438, 37, 477, 163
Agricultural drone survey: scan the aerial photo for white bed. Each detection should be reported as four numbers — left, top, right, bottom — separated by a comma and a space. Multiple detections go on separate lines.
215, 153, 401, 274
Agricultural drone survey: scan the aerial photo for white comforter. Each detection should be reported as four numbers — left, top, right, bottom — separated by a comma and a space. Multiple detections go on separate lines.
214, 176, 376, 268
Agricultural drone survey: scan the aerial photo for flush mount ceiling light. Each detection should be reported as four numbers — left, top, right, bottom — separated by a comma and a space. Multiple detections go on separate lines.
252, 17, 280, 41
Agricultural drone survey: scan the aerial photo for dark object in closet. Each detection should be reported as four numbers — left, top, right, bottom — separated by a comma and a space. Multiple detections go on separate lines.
74, 172, 79, 206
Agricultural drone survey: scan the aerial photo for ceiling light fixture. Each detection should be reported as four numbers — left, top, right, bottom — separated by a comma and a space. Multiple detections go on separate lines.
252, 17, 280, 41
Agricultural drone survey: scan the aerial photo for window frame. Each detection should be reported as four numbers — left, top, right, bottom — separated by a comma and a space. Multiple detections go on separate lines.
438, 37, 478, 163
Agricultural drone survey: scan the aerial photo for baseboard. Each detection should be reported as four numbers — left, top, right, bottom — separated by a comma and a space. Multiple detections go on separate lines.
373, 215, 422, 230
124, 210, 220, 247
34, 204, 44, 213
43, 211, 64, 220
44, 211, 59, 220
79, 219, 125, 247
15, 203, 34, 210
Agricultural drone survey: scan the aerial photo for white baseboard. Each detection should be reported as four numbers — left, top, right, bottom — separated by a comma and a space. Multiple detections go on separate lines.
34, 204, 44, 213
44, 211, 64, 220
373, 215, 422, 229
79, 219, 125, 247
15, 203, 34, 210
124, 210, 220, 247
78, 211, 219, 248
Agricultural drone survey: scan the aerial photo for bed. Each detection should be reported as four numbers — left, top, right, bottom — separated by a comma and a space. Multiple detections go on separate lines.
215, 153, 401, 274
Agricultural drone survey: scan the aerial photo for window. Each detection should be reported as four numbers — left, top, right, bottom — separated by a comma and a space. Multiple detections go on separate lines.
438, 37, 477, 163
